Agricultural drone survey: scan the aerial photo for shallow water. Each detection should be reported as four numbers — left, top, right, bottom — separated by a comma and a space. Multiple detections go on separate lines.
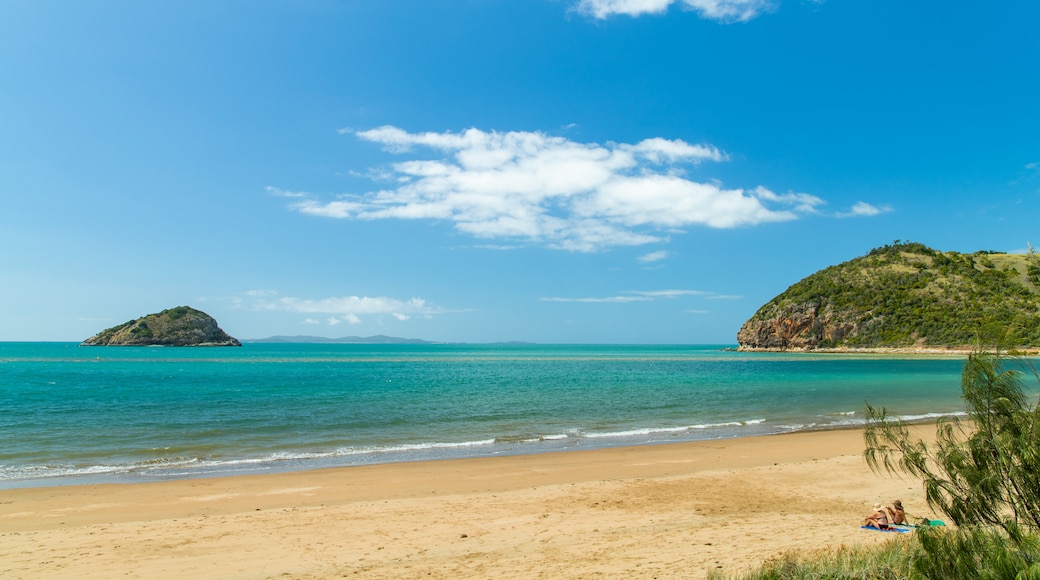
0, 342, 975, 487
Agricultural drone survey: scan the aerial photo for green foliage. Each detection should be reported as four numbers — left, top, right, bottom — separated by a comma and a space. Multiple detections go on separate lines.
165, 306, 191, 321
128, 322, 153, 338
720, 346, 1040, 580
708, 528, 1040, 580
865, 349, 1040, 530
862, 345, 1040, 578
752, 242, 1040, 348
714, 346, 1040, 580
910, 525, 1040, 579
705, 540, 915, 579
1027, 244, 1040, 288
81, 306, 239, 346
868, 241, 937, 258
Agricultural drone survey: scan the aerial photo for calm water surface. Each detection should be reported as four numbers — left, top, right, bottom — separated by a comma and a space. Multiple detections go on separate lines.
0, 342, 976, 488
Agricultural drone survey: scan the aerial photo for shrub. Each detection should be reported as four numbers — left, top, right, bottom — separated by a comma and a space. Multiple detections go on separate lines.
864, 342, 1040, 578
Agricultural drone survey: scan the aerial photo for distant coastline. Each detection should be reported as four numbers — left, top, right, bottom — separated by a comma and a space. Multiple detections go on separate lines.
245, 334, 439, 345
244, 335, 537, 345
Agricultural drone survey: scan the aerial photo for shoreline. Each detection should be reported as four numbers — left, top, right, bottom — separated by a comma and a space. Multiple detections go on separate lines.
735, 346, 1040, 355
0, 426, 939, 579
2, 414, 962, 491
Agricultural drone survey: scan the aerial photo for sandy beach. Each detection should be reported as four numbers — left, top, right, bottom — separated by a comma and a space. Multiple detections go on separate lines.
0, 427, 934, 579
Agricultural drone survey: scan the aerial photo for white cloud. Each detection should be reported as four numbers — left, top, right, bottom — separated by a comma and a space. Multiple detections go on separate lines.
631, 289, 708, 298
837, 201, 893, 218
1010, 162, 1040, 186
638, 250, 669, 263
251, 293, 441, 319
685, 0, 777, 21
542, 289, 713, 302
576, 0, 672, 18
266, 186, 308, 198
285, 126, 825, 252
575, 0, 778, 22
303, 318, 320, 325
541, 295, 651, 303
624, 137, 726, 164
244, 289, 279, 297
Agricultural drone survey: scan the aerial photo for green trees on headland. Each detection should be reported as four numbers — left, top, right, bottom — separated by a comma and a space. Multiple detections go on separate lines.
738, 242, 1040, 350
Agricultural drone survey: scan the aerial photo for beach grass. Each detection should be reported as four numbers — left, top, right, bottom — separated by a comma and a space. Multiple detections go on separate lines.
707, 538, 914, 580
710, 526, 1040, 579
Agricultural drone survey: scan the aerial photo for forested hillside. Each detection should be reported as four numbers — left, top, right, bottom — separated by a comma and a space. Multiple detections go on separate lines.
737, 242, 1040, 350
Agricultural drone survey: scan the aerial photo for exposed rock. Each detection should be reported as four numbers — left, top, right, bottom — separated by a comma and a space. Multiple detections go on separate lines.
736, 301, 861, 350
81, 306, 241, 347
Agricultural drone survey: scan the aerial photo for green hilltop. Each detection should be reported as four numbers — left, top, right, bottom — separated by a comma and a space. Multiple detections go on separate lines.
737, 242, 1040, 351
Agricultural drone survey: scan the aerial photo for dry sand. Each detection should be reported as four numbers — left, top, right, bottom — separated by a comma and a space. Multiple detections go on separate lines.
0, 427, 936, 579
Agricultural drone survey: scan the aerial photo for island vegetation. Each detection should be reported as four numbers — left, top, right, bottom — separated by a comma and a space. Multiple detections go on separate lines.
737, 242, 1040, 352
81, 306, 241, 346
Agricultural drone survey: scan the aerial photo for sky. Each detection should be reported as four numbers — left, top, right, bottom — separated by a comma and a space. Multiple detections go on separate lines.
1, 0, 1038, 344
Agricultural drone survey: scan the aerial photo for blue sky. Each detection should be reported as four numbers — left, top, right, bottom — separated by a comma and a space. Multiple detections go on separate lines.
2, 0, 1038, 343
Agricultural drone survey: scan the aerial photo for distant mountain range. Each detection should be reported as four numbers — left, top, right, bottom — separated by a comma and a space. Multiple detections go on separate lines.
245, 335, 440, 344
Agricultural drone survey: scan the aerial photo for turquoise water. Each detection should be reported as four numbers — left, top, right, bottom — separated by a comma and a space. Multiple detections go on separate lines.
0, 342, 973, 488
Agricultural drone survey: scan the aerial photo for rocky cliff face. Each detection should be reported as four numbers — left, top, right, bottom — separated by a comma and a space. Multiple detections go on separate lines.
81, 306, 241, 346
736, 301, 861, 350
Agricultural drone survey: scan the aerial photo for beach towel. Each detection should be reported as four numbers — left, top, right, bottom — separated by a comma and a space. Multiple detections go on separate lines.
861, 525, 912, 533
861, 520, 944, 533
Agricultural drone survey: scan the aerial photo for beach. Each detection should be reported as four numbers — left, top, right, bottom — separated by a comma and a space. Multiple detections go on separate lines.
0, 426, 934, 579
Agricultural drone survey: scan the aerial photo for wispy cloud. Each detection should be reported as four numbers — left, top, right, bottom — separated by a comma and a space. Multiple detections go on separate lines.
837, 201, 893, 218
631, 289, 709, 298
574, 0, 779, 22
244, 289, 279, 297
245, 291, 443, 325
1011, 161, 1040, 186
541, 295, 651, 303
541, 289, 716, 302
638, 250, 669, 263
283, 126, 826, 252
266, 187, 307, 199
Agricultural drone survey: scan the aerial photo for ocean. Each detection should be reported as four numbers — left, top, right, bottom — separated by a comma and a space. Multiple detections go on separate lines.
0, 342, 974, 489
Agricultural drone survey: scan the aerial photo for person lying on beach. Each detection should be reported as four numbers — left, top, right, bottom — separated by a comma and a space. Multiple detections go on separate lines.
887, 500, 906, 525
863, 503, 889, 529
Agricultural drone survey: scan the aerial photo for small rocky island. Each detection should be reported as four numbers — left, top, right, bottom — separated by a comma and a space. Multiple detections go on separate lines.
737, 242, 1040, 352
81, 306, 241, 347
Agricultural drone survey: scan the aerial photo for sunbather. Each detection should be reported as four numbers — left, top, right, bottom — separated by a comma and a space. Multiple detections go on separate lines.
863, 503, 889, 529
887, 499, 906, 525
